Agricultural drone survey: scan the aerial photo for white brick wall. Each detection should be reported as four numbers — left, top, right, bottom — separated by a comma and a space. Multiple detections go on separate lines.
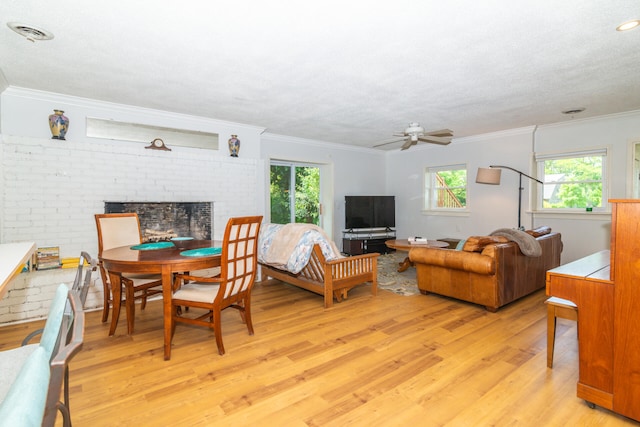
1, 134, 261, 323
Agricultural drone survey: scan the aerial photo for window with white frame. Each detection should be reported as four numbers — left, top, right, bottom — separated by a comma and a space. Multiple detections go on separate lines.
535, 148, 608, 211
424, 164, 467, 210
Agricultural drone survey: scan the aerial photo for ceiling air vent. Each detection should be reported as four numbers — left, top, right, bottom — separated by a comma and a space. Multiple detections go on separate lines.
7, 22, 54, 42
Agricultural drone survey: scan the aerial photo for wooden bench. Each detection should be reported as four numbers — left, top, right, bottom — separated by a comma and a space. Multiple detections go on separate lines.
260, 244, 379, 308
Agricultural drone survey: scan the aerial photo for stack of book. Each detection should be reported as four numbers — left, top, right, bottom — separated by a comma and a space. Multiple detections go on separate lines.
36, 246, 61, 270
61, 257, 87, 269
407, 237, 429, 244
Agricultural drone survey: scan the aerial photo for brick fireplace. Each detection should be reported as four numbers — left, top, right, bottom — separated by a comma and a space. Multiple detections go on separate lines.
104, 202, 213, 242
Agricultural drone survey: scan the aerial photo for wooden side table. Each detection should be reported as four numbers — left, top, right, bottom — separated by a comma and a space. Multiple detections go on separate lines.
439, 238, 462, 249
385, 239, 449, 272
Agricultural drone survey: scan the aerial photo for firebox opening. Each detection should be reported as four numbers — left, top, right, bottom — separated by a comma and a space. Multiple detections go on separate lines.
104, 202, 213, 242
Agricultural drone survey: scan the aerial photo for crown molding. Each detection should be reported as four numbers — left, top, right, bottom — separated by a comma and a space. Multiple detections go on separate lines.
3, 86, 266, 134
537, 109, 640, 130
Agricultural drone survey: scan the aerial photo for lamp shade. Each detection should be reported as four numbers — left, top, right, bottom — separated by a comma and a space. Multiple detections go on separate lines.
476, 167, 501, 185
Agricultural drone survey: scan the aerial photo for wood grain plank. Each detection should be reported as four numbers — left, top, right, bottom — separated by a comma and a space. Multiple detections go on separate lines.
1, 282, 637, 426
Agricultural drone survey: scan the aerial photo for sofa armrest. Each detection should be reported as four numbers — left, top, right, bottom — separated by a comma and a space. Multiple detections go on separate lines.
409, 247, 495, 275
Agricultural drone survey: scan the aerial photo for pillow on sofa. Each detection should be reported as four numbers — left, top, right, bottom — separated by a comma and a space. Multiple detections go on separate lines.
525, 226, 552, 237
462, 235, 509, 252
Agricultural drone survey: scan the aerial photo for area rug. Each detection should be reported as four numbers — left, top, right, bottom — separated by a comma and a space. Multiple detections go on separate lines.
376, 252, 420, 296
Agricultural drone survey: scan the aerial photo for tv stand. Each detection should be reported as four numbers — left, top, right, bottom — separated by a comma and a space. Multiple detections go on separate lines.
342, 228, 395, 255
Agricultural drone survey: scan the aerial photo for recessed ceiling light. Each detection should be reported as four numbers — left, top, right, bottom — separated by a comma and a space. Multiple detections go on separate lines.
616, 20, 640, 32
6, 22, 54, 42
562, 108, 586, 115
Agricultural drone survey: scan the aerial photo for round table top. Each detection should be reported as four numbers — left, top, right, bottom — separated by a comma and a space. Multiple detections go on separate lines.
100, 239, 222, 271
385, 239, 449, 251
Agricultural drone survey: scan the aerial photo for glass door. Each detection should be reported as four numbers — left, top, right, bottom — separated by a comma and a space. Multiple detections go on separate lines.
270, 161, 320, 225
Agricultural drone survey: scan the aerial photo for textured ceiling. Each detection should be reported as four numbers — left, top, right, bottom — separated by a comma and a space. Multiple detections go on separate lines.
1, 1, 639, 150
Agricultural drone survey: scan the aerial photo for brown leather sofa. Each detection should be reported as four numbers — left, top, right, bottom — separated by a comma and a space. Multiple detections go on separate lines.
408, 227, 563, 311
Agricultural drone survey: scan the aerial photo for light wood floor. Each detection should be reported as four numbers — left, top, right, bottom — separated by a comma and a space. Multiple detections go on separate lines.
2, 282, 639, 427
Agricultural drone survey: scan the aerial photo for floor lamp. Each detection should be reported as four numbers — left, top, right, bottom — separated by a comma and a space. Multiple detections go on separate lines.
476, 165, 543, 230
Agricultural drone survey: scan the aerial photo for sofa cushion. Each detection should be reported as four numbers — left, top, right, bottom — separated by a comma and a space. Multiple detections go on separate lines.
525, 226, 552, 237
0, 346, 50, 427
409, 247, 495, 275
462, 236, 509, 252
0, 344, 38, 402
39, 284, 70, 357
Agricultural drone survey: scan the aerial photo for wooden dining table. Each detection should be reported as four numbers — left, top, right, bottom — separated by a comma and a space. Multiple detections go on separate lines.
100, 239, 222, 360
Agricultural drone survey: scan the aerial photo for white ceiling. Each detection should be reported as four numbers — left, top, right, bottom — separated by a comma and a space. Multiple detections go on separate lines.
1, 1, 639, 150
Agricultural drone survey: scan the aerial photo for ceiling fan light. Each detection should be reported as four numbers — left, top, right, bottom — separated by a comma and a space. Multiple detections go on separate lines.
405, 123, 424, 134
616, 19, 640, 31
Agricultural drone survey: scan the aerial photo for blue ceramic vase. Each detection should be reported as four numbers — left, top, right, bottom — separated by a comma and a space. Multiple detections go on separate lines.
228, 134, 240, 157
48, 110, 69, 140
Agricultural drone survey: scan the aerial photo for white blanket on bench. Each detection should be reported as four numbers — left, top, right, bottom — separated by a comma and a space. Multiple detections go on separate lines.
258, 223, 342, 274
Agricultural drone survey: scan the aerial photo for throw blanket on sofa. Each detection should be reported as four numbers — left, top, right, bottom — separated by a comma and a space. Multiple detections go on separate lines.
490, 228, 542, 256
258, 223, 342, 274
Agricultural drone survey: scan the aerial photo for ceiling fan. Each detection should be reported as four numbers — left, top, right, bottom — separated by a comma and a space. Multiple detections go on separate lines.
375, 123, 453, 150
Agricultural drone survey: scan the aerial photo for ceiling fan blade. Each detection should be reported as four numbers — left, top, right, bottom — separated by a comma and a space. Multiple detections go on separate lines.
373, 138, 405, 148
424, 129, 453, 137
400, 139, 414, 150
417, 135, 452, 145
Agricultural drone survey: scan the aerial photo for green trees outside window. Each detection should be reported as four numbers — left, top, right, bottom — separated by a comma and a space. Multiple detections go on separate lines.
270, 164, 320, 225
436, 169, 467, 208
540, 154, 604, 209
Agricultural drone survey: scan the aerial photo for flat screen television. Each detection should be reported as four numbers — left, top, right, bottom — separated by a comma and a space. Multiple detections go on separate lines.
345, 196, 395, 229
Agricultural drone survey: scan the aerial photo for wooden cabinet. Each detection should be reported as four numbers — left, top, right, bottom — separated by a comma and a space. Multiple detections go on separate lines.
546, 199, 640, 421
342, 228, 395, 255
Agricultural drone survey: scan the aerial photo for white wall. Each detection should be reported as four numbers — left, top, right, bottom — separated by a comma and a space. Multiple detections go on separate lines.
0, 87, 266, 323
261, 133, 387, 245
532, 111, 640, 261
0, 70, 7, 133
0, 87, 387, 323
387, 127, 535, 238
2, 84, 639, 323
386, 111, 640, 263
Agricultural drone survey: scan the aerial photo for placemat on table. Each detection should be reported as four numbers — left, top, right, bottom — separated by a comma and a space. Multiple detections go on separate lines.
130, 242, 175, 250
180, 247, 222, 257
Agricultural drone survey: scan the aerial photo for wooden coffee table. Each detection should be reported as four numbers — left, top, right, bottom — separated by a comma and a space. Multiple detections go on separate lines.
385, 239, 449, 272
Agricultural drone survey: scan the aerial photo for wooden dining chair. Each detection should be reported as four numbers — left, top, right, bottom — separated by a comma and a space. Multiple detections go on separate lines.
170, 216, 263, 356
95, 213, 163, 334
